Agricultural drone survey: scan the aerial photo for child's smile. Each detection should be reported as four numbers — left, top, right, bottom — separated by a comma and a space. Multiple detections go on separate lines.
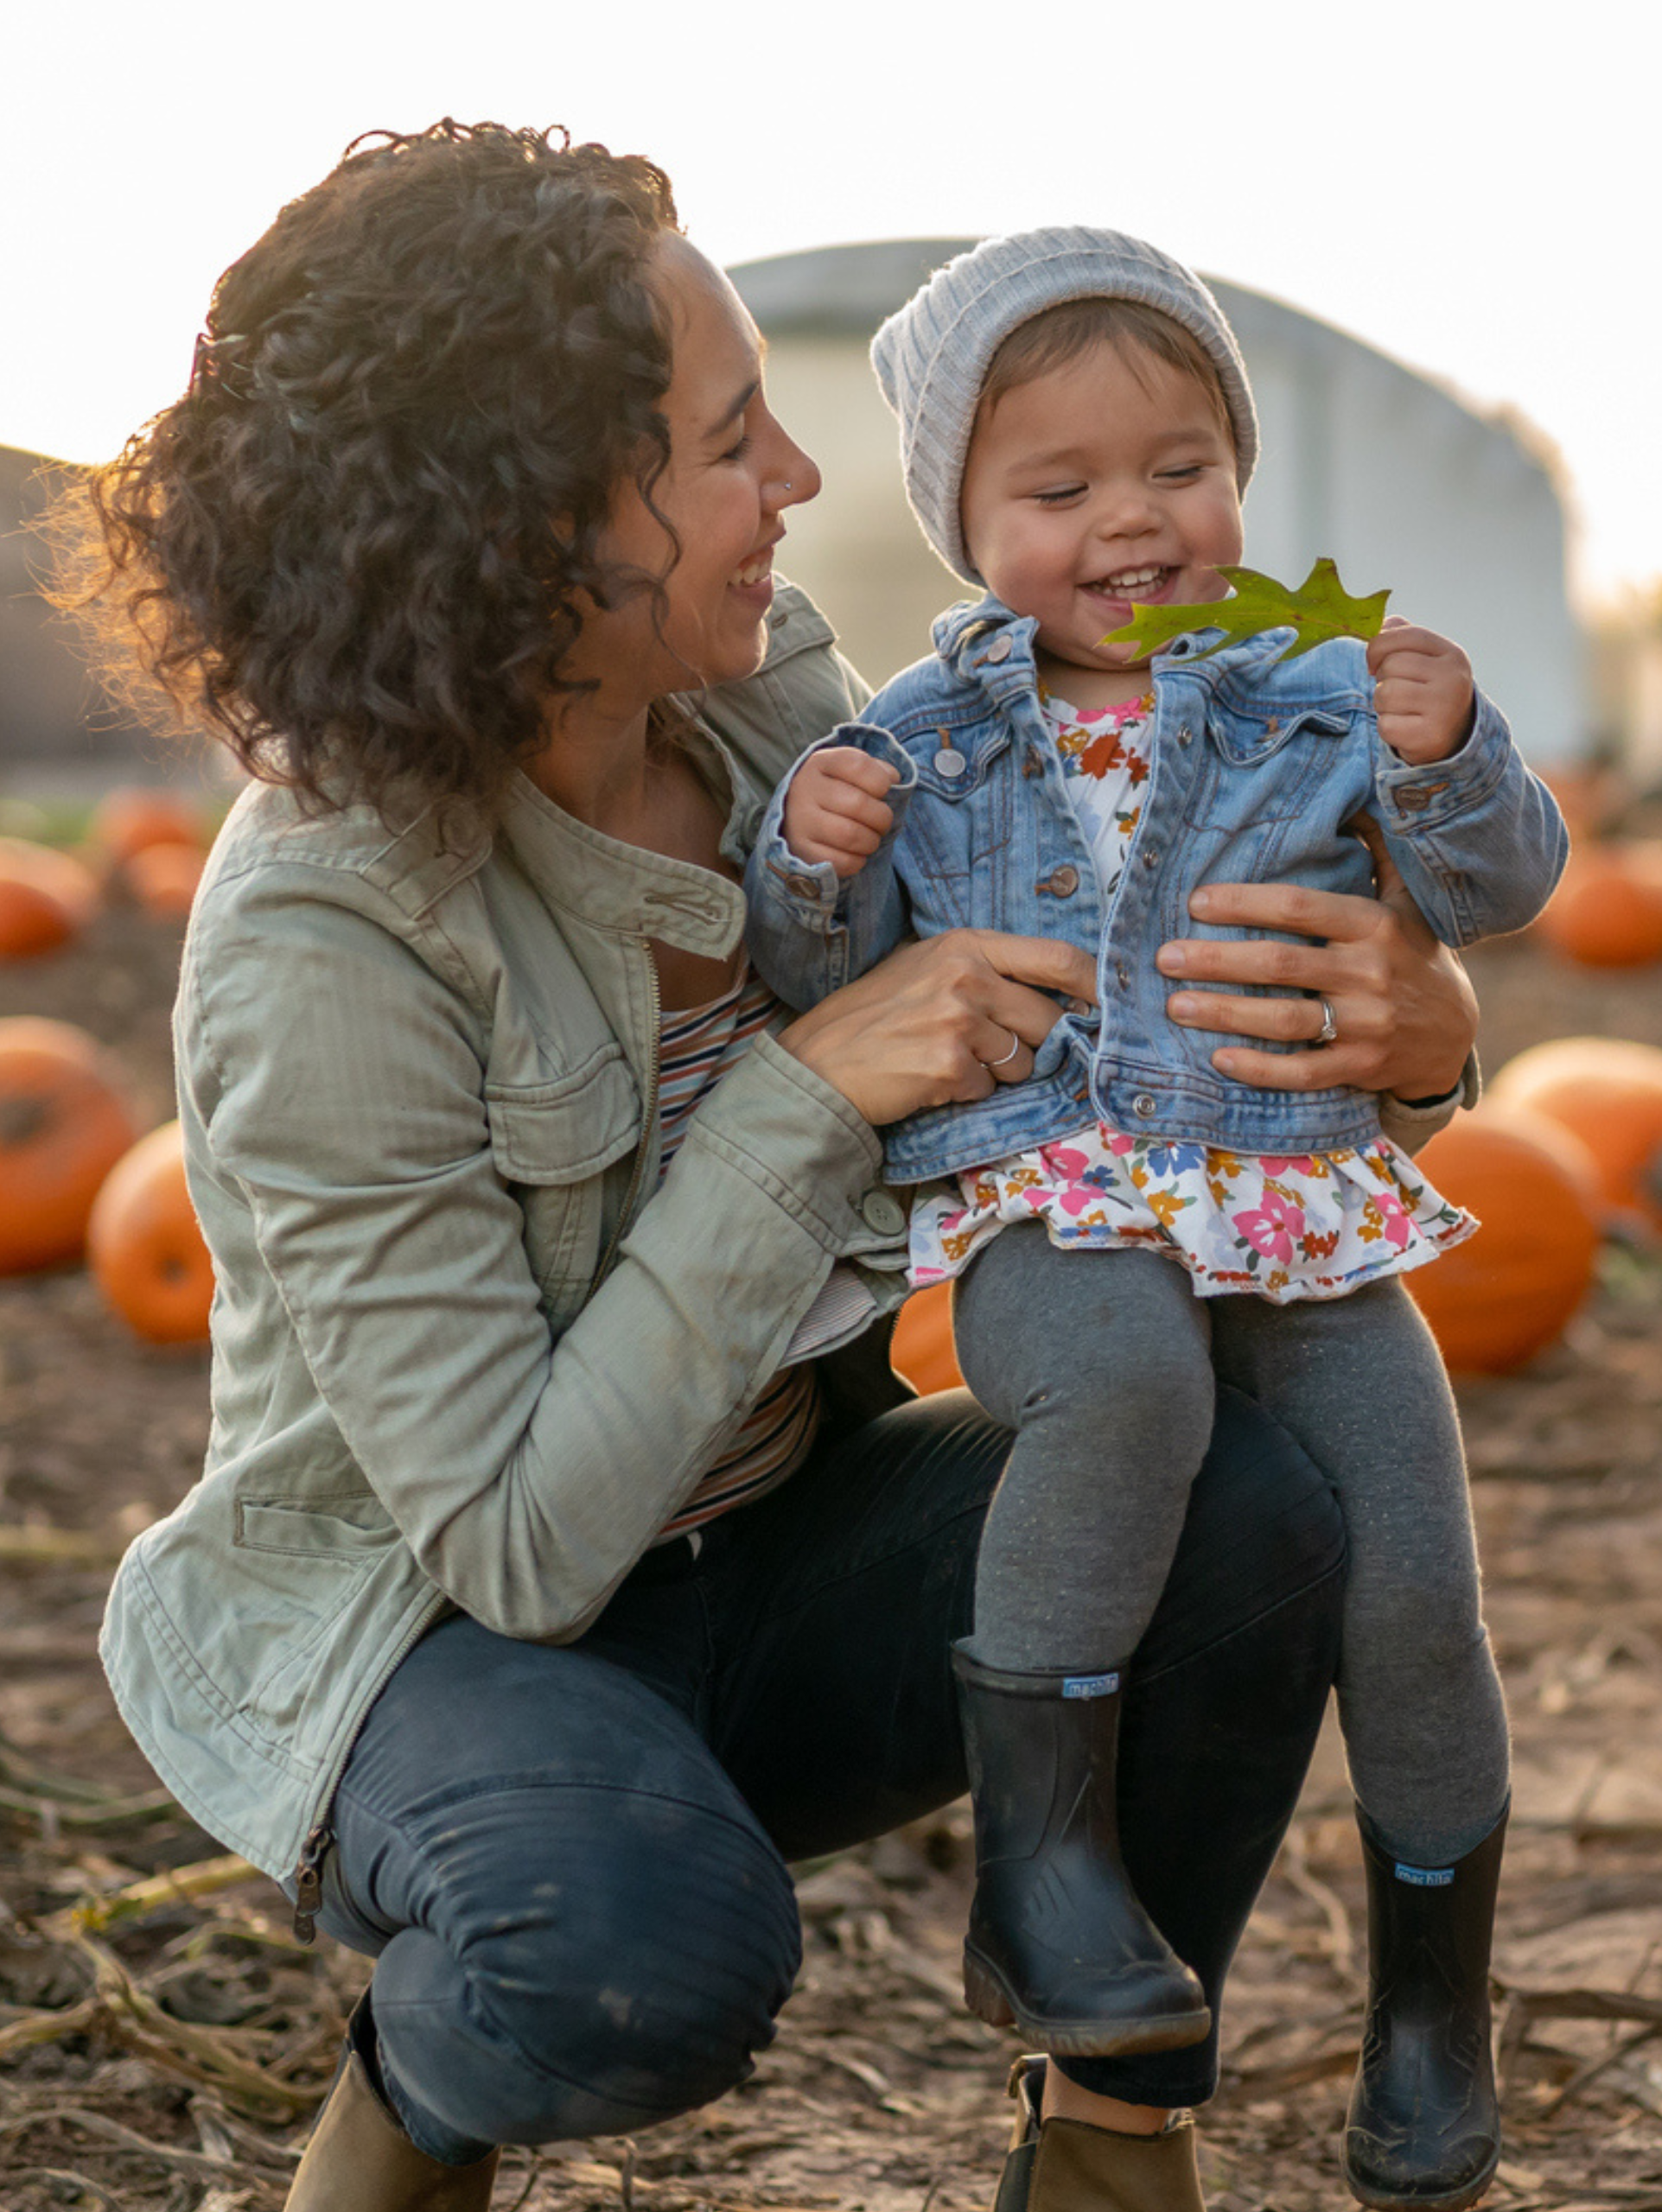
959, 337, 1244, 707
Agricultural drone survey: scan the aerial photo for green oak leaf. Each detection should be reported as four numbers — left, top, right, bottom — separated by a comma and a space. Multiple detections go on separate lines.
1100, 556, 1391, 664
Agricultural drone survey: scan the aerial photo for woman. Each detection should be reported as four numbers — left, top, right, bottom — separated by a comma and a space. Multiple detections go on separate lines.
74, 124, 1480, 2212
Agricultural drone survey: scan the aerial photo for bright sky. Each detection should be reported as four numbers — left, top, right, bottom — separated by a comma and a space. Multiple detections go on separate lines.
8, 1, 1654, 609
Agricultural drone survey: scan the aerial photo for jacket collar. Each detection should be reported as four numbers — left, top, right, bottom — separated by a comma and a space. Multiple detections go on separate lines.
495, 726, 748, 959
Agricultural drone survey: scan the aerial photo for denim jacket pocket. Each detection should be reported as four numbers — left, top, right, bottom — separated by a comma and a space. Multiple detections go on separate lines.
1184, 706, 1353, 831
897, 724, 1015, 908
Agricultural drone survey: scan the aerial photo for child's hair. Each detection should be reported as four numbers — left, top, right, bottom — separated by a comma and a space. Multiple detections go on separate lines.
53, 120, 681, 826
979, 299, 1239, 468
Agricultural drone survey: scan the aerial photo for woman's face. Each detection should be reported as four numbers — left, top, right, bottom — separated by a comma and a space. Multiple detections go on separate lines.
582, 234, 821, 707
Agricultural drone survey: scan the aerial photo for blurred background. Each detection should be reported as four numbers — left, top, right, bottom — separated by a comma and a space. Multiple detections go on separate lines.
1, 0, 1658, 800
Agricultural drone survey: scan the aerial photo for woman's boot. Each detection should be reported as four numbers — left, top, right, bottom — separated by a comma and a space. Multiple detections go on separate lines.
991, 2055, 1207, 2212
1345, 1807, 1507, 2210
952, 1644, 1210, 2056
286, 1999, 501, 2210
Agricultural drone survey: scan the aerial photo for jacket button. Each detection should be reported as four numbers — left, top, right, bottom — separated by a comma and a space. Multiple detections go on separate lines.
1398, 788, 1428, 812
1041, 864, 1080, 897
1177, 726, 1194, 747
1022, 746, 1045, 779
1132, 1092, 1159, 1120
1116, 960, 1130, 988
786, 873, 821, 898
860, 1191, 907, 1235
1140, 848, 1159, 870
933, 747, 967, 778
986, 636, 1013, 663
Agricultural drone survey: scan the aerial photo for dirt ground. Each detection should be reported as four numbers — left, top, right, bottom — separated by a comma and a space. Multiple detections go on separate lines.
2, 910, 1660, 2212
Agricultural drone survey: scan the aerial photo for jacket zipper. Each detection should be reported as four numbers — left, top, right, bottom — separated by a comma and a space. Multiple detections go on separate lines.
291, 1823, 333, 1943
589, 941, 662, 1294
287, 1586, 450, 1942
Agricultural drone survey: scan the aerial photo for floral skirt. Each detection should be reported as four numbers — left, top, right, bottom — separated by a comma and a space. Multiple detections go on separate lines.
907, 1124, 1477, 1304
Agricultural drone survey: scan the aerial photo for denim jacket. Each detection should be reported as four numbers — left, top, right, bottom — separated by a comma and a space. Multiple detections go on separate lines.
745, 595, 1568, 1183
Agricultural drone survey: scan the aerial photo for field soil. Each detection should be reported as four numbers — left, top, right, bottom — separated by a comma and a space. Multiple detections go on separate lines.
2, 909, 1660, 2212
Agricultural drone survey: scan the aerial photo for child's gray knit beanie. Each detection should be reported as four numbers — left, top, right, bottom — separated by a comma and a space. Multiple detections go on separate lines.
870, 226, 1259, 585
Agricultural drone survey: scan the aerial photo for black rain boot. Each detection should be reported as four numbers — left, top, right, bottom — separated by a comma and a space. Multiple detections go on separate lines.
953, 1643, 1210, 2057
1345, 1806, 1507, 2210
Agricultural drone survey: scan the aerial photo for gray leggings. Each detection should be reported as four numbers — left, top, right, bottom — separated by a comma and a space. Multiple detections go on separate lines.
953, 1223, 1509, 1866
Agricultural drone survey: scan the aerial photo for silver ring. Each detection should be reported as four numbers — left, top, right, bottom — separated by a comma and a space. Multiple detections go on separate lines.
1314, 996, 1339, 1047
983, 1029, 1022, 1070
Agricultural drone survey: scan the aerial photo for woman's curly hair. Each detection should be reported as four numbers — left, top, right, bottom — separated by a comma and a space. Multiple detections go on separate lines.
60, 121, 681, 822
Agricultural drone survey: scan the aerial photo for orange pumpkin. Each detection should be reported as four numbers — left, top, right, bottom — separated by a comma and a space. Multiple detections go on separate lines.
1535, 844, 1662, 969
0, 1019, 140, 1274
124, 839, 207, 919
891, 1282, 965, 1395
88, 1120, 213, 1344
88, 787, 209, 874
0, 836, 99, 959
1406, 1107, 1604, 1375
1488, 1036, 1662, 1233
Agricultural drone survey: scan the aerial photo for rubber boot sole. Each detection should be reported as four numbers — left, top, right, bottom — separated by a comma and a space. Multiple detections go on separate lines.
1347, 2146, 1500, 2212
964, 1942, 1212, 2058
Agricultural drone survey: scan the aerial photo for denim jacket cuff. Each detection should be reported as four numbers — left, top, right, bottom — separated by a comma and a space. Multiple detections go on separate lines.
750, 724, 919, 926
1372, 688, 1512, 832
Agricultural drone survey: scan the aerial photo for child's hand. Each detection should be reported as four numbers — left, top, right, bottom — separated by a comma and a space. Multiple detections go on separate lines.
782, 747, 901, 880
1366, 619, 1475, 765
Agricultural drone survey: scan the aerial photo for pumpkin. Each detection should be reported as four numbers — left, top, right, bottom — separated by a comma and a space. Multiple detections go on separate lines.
1405, 1107, 1604, 1375
0, 1019, 140, 1274
124, 839, 207, 919
0, 836, 99, 959
1535, 844, 1662, 969
88, 1120, 213, 1344
1488, 1036, 1662, 1233
891, 1282, 965, 1395
88, 787, 209, 874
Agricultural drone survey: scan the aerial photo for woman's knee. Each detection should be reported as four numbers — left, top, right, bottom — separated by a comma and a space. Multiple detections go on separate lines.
374, 1787, 803, 2145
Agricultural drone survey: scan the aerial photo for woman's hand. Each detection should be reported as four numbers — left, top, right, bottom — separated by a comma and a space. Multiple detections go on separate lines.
779, 931, 1097, 1128
1155, 819, 1478, 1102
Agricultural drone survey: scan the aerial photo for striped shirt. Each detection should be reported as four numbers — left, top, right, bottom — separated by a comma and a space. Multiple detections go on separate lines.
653, 963, 823, 1540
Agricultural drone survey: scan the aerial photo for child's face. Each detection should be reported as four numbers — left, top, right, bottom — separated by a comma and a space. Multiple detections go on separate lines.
960, 337, 1243, 683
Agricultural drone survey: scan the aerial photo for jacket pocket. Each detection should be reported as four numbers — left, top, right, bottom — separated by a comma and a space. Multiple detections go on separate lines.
1183, 708, 1353, 831
236, 1492, 397, 1558
485, 1047, 640, 1184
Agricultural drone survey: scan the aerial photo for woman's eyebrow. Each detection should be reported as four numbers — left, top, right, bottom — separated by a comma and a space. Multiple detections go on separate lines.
705, 378, 761, 440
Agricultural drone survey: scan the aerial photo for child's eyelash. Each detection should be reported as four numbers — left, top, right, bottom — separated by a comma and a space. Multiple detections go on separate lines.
725, 434, 753, 461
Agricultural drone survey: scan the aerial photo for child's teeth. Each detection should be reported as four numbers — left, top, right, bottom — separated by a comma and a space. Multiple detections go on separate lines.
1104, 567, 1163, 589
733, 556, 770, 586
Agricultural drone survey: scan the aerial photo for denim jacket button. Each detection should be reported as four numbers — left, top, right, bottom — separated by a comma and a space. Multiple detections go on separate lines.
985, 637, 1013, 664
860, 1190, 907, 1235
786, 873, 821, 899
933, 747, 967, 778
1177, 727, 1194, 748
1022, 746, 1045, 779
1132, 1092, 1159, 1120
1116, 960, 1130, 988
1140, 849, 1159, 870
1041, 864, 1080, 897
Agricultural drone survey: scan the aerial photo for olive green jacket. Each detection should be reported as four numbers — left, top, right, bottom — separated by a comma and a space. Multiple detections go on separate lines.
99, 585, 914, 1885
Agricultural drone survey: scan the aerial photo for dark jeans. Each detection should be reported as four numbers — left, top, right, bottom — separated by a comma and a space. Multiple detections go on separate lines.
315, 1385, 1345, 2160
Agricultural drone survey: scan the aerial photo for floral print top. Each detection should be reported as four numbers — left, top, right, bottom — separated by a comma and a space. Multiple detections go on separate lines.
907, 692, 1477, 1302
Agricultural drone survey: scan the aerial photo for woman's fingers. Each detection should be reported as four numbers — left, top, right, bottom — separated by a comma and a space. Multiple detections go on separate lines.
778, 929, 1089, 1126
1157, 865, 1476, 1100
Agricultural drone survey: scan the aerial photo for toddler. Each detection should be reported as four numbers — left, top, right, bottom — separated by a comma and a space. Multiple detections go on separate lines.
745, 229, 1568, 2209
